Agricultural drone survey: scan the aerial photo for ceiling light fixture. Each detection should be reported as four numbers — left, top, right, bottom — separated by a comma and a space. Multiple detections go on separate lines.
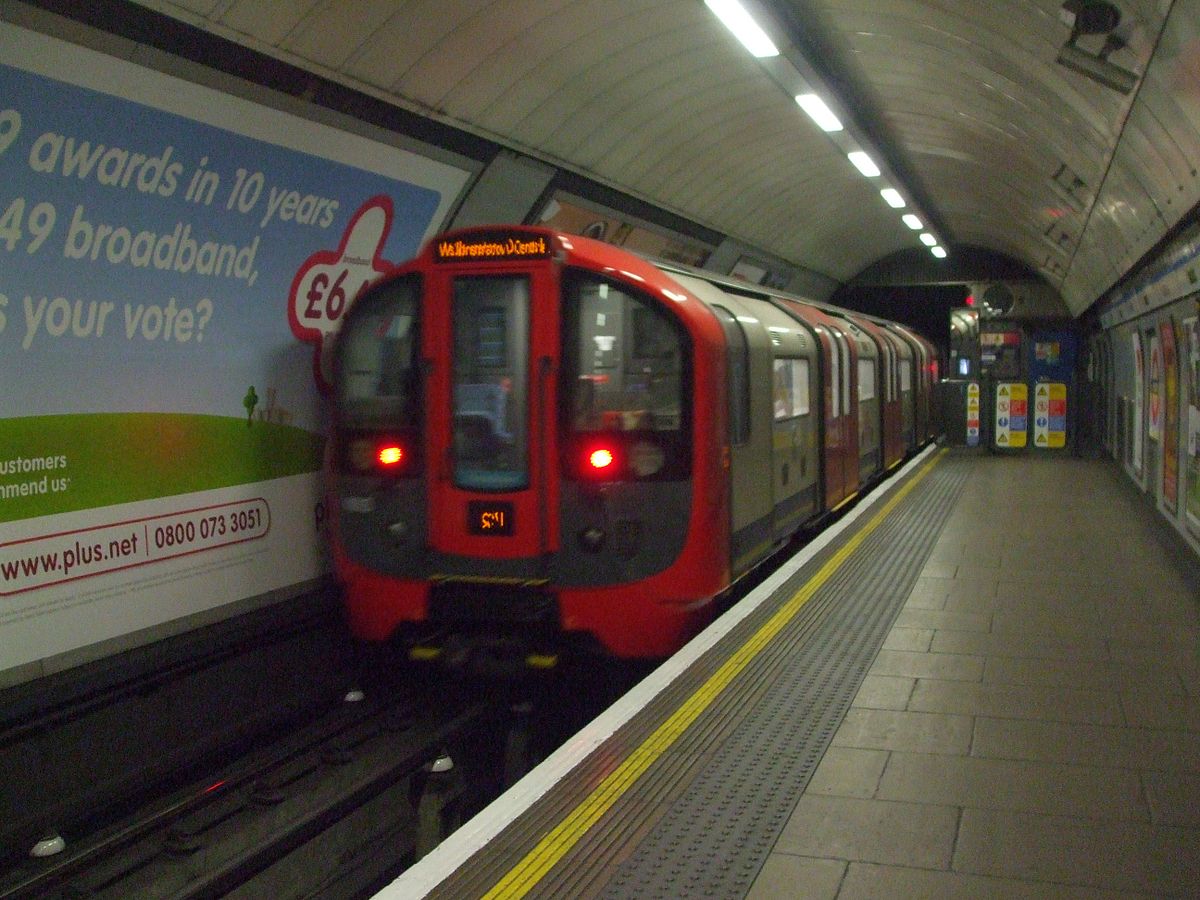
902, 214, 923, 230
704, 0, 779, 58
931, 246, 948, 258
795, 94, 843, 132
880, 188, 905, 208
847, 151, 880, 177
920, 233, 937, 247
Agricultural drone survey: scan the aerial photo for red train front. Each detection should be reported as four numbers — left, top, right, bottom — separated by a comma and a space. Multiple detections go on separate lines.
328, 227, 731, 659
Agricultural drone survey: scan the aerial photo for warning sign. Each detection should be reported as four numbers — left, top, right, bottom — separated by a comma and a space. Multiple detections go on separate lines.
966, 382, 980, 447
995, 383, 1028, 448
1033, 383, 1067, 448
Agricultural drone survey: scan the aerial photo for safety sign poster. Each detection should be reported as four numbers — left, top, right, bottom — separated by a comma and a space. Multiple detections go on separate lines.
966, 382, 980, 447
994, 383, 1028, 448
1033, 383, 1067, 449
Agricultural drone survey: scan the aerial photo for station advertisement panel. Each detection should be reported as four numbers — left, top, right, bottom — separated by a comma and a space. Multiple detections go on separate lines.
1161, 320, 1179, 513
1185, 316, 1200, 535
0, 23, 470, 673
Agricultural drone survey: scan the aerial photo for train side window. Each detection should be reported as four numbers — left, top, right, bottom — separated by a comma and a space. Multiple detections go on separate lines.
773, 358, 810, 420
711, 306, 751, 445
334, 275, 421, 427
858, 357, 876, 402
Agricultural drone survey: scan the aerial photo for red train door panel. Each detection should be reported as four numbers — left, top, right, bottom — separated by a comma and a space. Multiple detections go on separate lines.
424, 264, 560, 561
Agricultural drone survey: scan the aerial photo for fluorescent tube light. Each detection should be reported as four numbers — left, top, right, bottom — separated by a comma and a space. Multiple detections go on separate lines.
847, 151, 880, 177
880, 188, 905, 208
795, 94, 843, 132
902, 214, 923, 230
931, 246, 948, 258
920, 233, 937, 247
705, 0, 779, 58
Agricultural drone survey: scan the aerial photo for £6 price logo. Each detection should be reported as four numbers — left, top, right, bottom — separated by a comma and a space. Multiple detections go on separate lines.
288, 196, 395, 390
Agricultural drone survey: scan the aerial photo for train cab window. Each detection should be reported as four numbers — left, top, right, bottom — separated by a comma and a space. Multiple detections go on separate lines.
451, 276, 530, 491
773, 358, 810, 420
561, 272, 691, 479
712, 306, 751, 444
335, 275, 421, 427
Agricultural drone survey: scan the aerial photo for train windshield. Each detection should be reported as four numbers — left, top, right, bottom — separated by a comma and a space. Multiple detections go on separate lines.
335, 275, 421, 427
562, 271, 690, 477
452, 276, 530, 491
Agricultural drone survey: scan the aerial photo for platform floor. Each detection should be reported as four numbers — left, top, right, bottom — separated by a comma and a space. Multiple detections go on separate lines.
748, 452, 1200, 899
383, 449, 1200, 899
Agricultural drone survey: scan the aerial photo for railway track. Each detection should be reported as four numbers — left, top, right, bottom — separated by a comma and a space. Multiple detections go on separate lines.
2, 667, 500, 899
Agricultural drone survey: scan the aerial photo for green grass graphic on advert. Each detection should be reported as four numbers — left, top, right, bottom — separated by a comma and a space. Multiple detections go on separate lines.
0, 413, 324, 523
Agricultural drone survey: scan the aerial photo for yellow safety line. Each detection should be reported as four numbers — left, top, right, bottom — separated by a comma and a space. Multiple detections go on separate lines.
483, 448, 947, 899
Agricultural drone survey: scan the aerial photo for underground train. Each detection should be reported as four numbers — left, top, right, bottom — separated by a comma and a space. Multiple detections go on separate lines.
327, 226, 938, 660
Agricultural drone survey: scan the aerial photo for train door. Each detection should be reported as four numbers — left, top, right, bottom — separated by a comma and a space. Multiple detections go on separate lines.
425, 257, 561, 570
894, 324, 937, 443
666, 272, 776, 577
829, 323, 860, 501
775, 300, 859, 511
849, 315, 903, 471
885, 327, 916, 454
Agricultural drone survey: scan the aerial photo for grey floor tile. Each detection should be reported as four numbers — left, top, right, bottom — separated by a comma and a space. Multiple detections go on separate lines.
832, 708, 973, 755
869, 649, 984, 681
1142, 771, 1200, 826
905, 591, 949, 611
953, 557, 1004, 574
931, 629, 1110, 661
805, 747, 889, 799
894, 607, 993, 633
881, 626, 934, 652
773, 795, 957, 869
1107, 622, 1200, 650
838, 862, 1159, 899
920, 560, 960, 579
745, 855, 845, 900
1119, 691, 1200, 731
954, 808, 1200, 896
982, 656, 1188, 694
971, 716, 1200, 772
907, 575, 955, 605
850, 674, 914, 710
877, 751, 1149, 821
908, 679, 1124, 725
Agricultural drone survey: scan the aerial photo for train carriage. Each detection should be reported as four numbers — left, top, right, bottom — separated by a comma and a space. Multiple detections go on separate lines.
328, 226, 935, 660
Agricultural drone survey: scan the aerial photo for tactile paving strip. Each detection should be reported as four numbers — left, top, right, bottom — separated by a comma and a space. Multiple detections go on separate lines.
598, 453, 969, 899
429, 451, 969, 899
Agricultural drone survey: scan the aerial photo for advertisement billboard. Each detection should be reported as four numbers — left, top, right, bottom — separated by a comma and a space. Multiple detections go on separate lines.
0, 23, 470, 673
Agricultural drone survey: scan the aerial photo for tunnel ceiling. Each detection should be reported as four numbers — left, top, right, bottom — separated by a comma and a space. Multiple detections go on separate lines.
129, 0, 1200, 317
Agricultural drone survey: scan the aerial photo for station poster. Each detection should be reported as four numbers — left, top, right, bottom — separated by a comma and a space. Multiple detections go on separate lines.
1185, 316, 1200, 535
0, 23, 470, 675
1131, 331, 1144, 475
1160, 320, 1179, 514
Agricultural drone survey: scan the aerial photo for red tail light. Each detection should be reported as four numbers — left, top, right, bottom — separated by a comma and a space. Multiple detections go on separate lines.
589, 448, 615, 470
378, 445, 404, 466
345, 435, 411, 475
